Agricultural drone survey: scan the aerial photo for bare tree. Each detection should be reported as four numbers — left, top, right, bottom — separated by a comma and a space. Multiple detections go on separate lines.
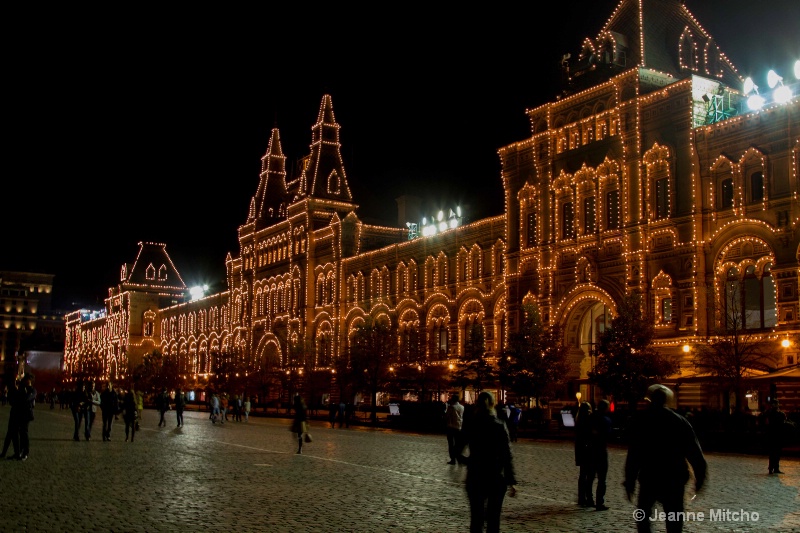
693, 280, 779, 412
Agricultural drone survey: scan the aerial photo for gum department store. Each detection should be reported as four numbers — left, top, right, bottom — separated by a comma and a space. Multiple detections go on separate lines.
63, 0, 800, 410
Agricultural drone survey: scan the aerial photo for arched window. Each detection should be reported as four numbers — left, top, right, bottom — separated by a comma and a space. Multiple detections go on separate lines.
724, 263, 776, 330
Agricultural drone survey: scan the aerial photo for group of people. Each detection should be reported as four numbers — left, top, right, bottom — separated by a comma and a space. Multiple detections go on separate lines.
327, 400, 354, 428
208, 392, 251, 425
441, 384, 712, 533
66, 381, 144, 442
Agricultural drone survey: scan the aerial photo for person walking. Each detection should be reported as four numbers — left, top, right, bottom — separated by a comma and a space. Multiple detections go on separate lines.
156, 387, 170, 427
69, 383, 86, 441
233, 394, 243, 422
328, 401, 338, 428
100, 382, 119, 441
220, 393, 228, 424
292, 395, 309, 454
574, 401, 595, 508
49, 388, 57, 410
134, 387, 144, 430
85, 381, 101, 440
589, 399, 613, 511
244, 396, 251, 423
624, 384, 707, 533
121, 388, 137, 442
210, 393, 221, 424
462, 391, 517, 533
174, 388, 187, 427
0, 373, 36, 461
764, 398, 787, 474
507, 404, 522, 442
445, 393, 465, 465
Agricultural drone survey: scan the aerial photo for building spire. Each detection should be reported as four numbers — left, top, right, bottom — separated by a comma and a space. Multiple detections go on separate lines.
300, 94, 353, 202
248, 127, 288, 224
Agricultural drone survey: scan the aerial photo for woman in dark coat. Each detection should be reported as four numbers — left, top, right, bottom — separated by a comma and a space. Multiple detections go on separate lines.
463, 391, 517, 533
574, 401, 595, 507
292, 395, 308, 454
121, 389, 137, 442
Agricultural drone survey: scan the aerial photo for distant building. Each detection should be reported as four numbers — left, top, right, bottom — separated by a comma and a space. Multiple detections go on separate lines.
0, 271, 65, 389
64, 0, 799, 410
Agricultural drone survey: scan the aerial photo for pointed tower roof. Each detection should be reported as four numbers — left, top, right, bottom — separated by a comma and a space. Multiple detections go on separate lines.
248, 127, 288, 224
565, 0, 742, 93
297, 94, 353, 202
121, 242, 186, 292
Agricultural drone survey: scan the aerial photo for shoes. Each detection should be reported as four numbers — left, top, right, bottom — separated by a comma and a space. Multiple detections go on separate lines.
73, 437, 80, 442
447, 460, 456, 465
6, 455, 20, 461
19, 455, 27, 462
125, 437, 128, 442
774, 470, 784, 474
596, 505, 609, 511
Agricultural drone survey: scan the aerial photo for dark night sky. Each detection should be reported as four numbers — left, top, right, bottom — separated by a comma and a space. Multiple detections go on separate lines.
4, 1, 798, 310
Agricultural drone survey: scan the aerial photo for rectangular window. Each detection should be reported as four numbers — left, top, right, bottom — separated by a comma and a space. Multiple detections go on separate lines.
526, 213, 537, 246
721, 178, 734, 208
661, 298, 672, 324
606, 190, 619, 229
583, 197, 596, 234
655, 178, 669, 219
750, 172, 764, 202
562, 202, 574, 239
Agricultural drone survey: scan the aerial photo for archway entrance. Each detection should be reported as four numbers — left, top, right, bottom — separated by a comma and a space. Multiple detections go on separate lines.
561, 295, 613, 405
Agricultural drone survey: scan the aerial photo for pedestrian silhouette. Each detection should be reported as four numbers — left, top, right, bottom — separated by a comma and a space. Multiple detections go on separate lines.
444, 393, 465, 465
763, 399, 787, 474
574, 401, 594, 508
590, 399, 612, 511
462, 391, 517, 533
292, 395, 309, 454
624, 384, 707, 533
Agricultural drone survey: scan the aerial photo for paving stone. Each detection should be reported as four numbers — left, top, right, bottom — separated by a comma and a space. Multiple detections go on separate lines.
0, 407, 797, 532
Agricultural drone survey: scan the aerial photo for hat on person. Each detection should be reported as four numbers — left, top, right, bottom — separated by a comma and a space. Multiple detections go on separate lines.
645, 384, 673, 406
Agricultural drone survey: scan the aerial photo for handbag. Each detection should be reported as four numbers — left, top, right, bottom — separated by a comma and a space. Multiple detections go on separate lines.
304, 432, 313, 443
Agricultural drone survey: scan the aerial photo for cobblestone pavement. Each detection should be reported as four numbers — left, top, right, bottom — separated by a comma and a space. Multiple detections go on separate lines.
0, 407, 797, 532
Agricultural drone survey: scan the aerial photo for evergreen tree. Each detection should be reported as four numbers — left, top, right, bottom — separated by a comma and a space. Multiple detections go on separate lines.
452, 323, 495, 395
349, 316, 397, 424
499, 303, 569, 406
588, 293, 677, 411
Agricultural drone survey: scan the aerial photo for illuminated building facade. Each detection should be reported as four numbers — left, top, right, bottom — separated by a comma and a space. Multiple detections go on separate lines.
64, 0, 799, 408
1, 271, 63, 388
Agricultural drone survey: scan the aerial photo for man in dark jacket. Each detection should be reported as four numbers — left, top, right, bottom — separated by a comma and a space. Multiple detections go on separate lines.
764, 399, 787, 474
156, 387, 170, 427
100, 382, 119, 441
624, 384, 707, 533
590, 399, 613, 511
1, 373, 36, 461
